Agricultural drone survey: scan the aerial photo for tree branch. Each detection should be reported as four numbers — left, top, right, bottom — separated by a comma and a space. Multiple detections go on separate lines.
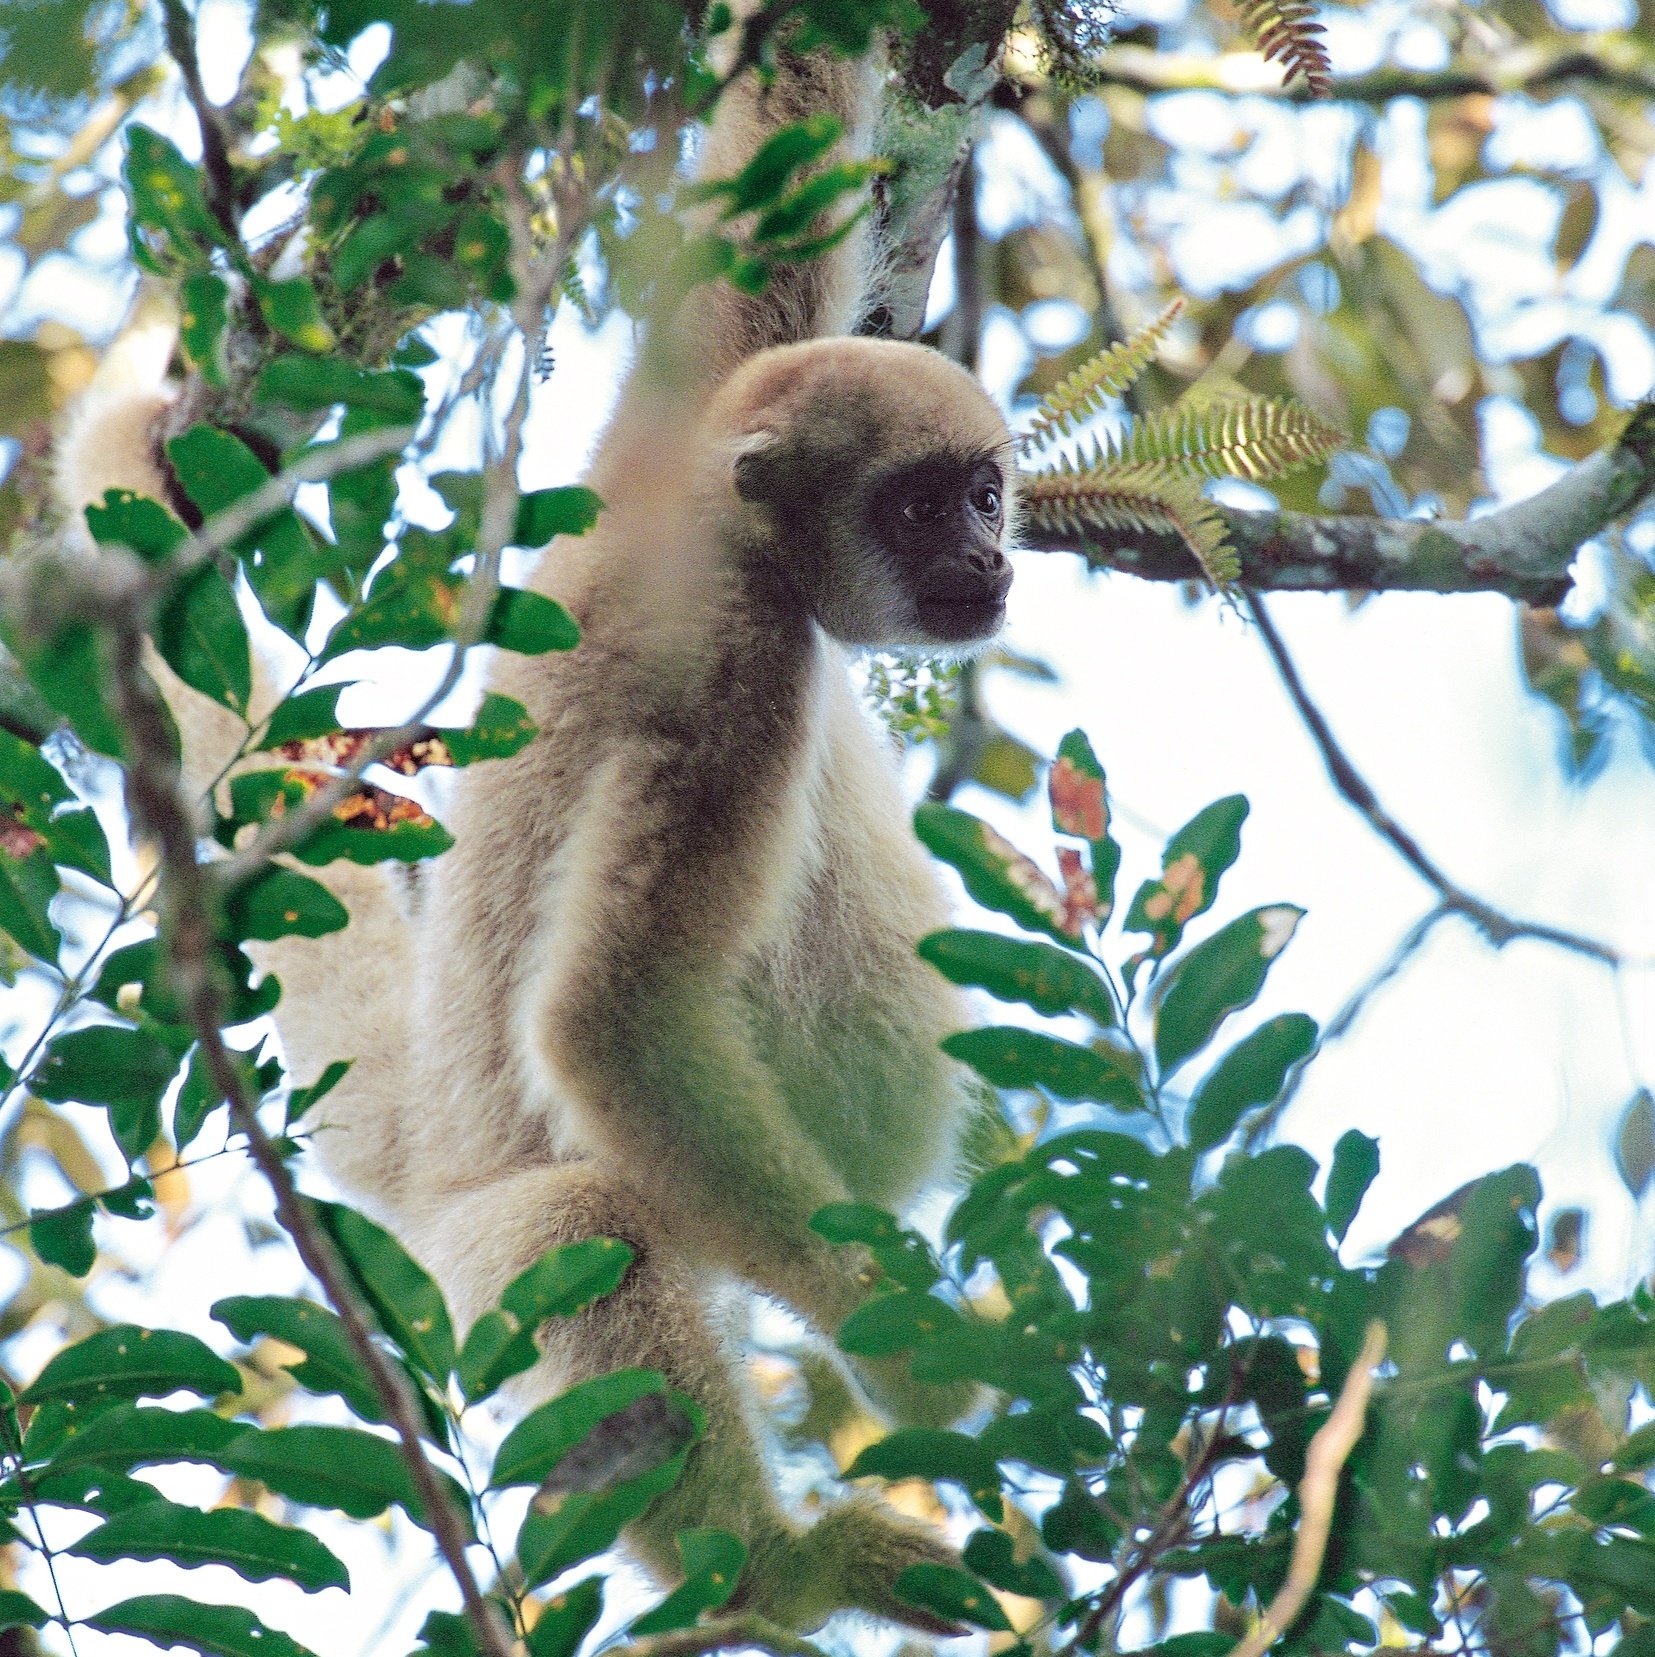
1245, 592, 1620, 966
1028, 401, 1655, 599
102, 618, 514, 1657
161, 0, 239, 235
616, 1616, 831, 1657
1079, 40, 1655, 104
1225, 1321, 1388, 1657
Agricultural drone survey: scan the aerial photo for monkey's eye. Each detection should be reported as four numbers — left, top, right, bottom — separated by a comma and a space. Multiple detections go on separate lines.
970, 483, 1002, 518
902, 498, 945, 525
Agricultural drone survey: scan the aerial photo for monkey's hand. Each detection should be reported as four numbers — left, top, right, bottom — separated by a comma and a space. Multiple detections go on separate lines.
733, 1494, 968, 1637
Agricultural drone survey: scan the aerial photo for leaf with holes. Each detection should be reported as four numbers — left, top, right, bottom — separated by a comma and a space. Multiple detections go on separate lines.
88, 1595, 315, 1657
1125, 796, 1249, 961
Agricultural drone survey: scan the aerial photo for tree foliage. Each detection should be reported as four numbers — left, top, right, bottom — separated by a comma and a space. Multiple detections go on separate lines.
0, 1, 1653, 1657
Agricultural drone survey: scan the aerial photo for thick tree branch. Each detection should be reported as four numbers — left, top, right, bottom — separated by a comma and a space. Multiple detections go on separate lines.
1245, 592, 1620, 966
103, 618, 513, 1657
1080, 40, 1655, 104
1030, 402, 1655, 598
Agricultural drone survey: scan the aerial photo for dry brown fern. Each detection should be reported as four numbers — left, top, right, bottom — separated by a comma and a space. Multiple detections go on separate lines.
1233, 0, 1333, 97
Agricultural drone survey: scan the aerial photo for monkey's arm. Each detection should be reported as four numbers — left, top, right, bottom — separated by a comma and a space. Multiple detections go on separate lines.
533, 743, 871, 1331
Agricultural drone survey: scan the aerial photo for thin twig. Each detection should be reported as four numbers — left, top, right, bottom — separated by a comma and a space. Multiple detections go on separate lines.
103, 620, 514, 1657
1244, 592, 1620, 967
1245, 904, 1448, 1149
161, 0, 239, 236
616, 1615, 831, 1657
1226, 1321, 1388, 1657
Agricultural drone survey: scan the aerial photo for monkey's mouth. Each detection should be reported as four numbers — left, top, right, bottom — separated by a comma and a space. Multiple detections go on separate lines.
916, 568, 1012, 640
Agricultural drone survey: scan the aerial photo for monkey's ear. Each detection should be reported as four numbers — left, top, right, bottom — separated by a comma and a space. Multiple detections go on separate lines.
731, 430, 783, 503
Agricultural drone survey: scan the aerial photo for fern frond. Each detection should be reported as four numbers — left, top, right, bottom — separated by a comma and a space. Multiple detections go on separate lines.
1117, 396, 1345, 482
1019, 451, 1241, 589
1234, 0, 1333, 97
1018, 299, 1184, 457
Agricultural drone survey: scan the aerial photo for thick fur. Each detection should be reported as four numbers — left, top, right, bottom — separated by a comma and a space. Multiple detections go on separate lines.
61, 44, 1017, 1633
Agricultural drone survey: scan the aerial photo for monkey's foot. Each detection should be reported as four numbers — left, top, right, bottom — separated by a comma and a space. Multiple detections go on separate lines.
732, 1495, 967, 1637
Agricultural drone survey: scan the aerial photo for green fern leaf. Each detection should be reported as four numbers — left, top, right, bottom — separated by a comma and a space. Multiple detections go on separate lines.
1018, 300, 1184, 456
1018, 451, 1240, 589
1118, 396, 1344, 483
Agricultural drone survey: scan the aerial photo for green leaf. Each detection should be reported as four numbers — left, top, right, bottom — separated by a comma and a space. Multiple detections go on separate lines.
918, 930, 1114, 1026
962, 1527, 1064, 1601
514, 487, 604, 546
1125, 795, 1250, 959
485, 587, 581, 655
491, 1369, 675, 1489
1186, 1013, 1318, 1152
88, 1595, 315, 1657
84, 488, 187, 561
0, 843, 61, 962
517, 1452, 687, 1589
173, 1047, 221, 1151
166, 426, 318, 635
894, 1563, 1011, 1631
256, 355, 424, 417
458, 1236, 634, 1403
836, 1288, 969, 1359
312, 1200, 456, 1382
1154, 906, 1304, 1075
693, 115, 843, 215
914, 804, 1080, 946
180, 270, 230, 386
261, 684, 350, 748
631, 1529, 748, 1634
69, 1497, 349, 1591
848, 1428, 1004, 1521
0, 1590, 48, 1633
809, 1203, 940, 1291
224, 865, 349, 943
527, 1576, 604, 1657
29, 1197, 96, 1277
219, 1423, 472, 1534
252, 275, 335, 352
286, 1059, 353, 1127
440, 693, 539, 765
319, 571, 455, 661
156, 563, 254, 714
943, 1027, 1143, 1111
124, 127, 223, 259
38, 1402, 241, 1478
35, 1024, 182, 1163
23, 1325, 241, 1407
0, 620, 126, 758
212, 1295, 385, 1424
1324, 1129, 1381, 1243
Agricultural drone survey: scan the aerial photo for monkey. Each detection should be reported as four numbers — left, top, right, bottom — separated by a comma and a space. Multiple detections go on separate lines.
56, 36, 1018, 1635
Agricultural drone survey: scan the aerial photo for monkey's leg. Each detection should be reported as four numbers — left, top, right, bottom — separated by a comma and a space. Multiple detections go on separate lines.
409, 1161, 964, 1636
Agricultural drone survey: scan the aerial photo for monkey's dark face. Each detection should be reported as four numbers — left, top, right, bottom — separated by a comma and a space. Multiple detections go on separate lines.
868, 453, 1013, 644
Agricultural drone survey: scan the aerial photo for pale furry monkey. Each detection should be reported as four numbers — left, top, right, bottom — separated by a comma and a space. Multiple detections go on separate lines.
58, 38, 1018, 1634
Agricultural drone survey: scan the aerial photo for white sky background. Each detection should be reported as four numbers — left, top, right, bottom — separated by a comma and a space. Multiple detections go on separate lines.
3, 0, 1655, 1650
